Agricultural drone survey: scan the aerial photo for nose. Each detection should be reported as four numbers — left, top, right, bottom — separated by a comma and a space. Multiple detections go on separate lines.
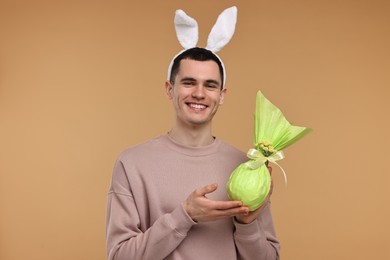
192, 84, 206, 99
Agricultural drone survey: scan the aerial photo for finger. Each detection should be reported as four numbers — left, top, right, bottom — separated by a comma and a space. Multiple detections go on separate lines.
222, 206, 249, 216
212, 205, 249, 219
196, 183, 218, 196
213, 200, 243, 210
269, 179, 274, 196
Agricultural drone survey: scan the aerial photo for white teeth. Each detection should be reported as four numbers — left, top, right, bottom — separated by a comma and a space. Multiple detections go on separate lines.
189, 103, 206, 109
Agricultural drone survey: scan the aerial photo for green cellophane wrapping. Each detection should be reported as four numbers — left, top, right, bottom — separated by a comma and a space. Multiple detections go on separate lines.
254, 91, 311, 151
227, 163, 271, 211
227, 91, 311, 211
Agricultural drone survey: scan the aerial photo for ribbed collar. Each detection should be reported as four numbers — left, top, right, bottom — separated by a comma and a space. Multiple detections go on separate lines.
159, 134, 221, 156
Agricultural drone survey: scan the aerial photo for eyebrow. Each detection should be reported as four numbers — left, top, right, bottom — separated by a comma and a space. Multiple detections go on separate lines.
180, 77, 197, 82
180, 77, 221, 86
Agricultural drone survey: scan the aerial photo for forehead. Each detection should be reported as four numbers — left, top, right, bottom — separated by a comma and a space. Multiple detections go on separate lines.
176, 59, 221, 82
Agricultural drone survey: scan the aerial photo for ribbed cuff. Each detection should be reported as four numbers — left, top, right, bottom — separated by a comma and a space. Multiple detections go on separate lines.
233, 218, 264, 241
166, 204, 197, 236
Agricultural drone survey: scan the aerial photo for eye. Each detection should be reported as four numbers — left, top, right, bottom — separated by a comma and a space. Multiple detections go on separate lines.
182, 80, 195, 86
206, 84, 218, 90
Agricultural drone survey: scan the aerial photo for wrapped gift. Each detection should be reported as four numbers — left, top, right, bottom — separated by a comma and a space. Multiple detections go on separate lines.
226, 91, 311, 211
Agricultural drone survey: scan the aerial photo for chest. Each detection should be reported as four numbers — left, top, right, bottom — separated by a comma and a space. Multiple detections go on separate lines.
129, 154, 236, 217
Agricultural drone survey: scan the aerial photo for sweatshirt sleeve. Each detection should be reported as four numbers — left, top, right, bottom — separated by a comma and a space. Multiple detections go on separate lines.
233, 201, 280, 260
106, 159, 196, 260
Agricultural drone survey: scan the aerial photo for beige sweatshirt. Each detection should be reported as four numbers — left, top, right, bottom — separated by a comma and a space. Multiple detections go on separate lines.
106, 134, 280, 260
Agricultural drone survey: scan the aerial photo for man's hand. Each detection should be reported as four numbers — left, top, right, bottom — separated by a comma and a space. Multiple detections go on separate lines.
235, 166, 274, 224
183, 183, 250, 222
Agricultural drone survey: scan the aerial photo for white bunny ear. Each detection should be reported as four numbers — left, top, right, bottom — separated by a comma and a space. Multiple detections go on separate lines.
206, 6, 237, 53
174, 10, 199, 49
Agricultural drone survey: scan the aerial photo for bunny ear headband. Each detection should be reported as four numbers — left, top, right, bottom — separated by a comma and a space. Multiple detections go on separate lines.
167, 6, 238, 89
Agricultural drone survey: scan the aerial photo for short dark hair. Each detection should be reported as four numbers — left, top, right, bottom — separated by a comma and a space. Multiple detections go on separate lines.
169, 47, 224, 88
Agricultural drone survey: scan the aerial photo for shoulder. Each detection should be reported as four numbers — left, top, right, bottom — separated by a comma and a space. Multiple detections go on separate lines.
117, 135, 165, 162
216, 139, 248, 162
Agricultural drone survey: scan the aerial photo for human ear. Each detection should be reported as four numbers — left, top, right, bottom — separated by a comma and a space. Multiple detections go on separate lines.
165, 80, 173, 99
219, 88, 227, 105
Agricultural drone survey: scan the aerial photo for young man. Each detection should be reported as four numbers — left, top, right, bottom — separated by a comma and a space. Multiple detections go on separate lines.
106, 48, 280, 259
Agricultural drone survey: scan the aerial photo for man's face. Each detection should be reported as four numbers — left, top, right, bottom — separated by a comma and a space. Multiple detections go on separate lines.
166, 59, 227, 128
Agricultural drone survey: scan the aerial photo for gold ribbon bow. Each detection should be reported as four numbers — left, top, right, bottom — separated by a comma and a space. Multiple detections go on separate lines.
245, 148, 288, 184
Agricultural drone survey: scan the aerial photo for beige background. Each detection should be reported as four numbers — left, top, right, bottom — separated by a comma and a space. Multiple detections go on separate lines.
1, 0, 389, 259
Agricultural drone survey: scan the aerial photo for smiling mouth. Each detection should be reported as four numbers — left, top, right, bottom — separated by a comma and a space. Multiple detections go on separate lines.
187, 103, 207, 110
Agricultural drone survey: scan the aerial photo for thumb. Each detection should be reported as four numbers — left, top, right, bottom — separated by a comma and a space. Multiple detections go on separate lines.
198, 183, 218, 196
268, 166, 273, 175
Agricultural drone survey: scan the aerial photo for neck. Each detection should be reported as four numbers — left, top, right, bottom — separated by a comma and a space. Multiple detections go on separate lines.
168, 124, 215, 147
